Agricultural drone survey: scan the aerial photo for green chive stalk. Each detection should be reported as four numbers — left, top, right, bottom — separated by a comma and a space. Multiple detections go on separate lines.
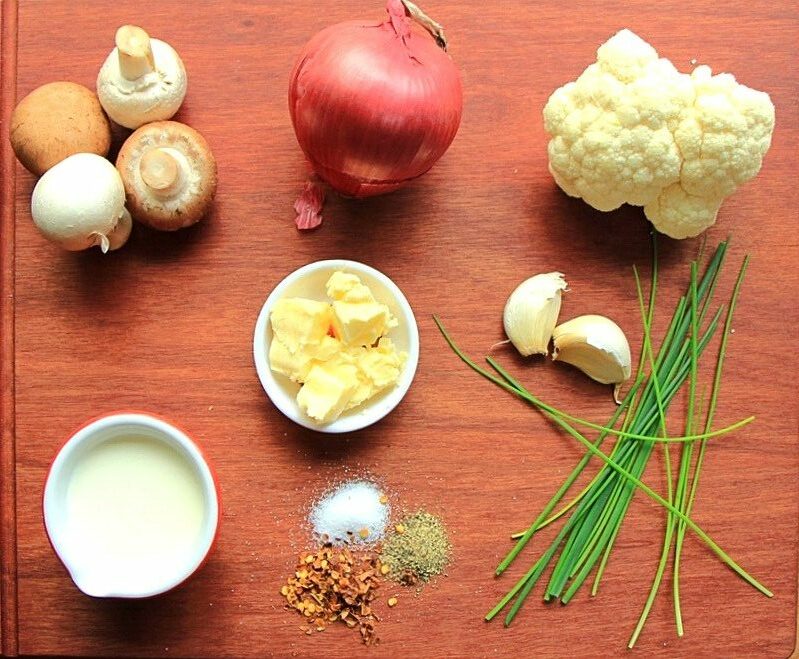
672, 255, 750, 635
628, 260, 699, 648
434, 238, 771, 643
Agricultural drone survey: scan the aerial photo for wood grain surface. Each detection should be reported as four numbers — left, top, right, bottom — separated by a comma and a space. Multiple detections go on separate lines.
1, 0, 798, 657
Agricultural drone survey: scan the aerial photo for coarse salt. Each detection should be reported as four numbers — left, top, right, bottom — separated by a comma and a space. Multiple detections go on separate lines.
310, 480, 389, 545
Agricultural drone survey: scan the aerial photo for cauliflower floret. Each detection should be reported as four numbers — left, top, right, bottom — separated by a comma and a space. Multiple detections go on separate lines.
544, 29, 775, 239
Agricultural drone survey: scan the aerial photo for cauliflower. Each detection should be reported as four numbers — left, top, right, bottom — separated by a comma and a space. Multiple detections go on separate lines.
543, 29, 775, 239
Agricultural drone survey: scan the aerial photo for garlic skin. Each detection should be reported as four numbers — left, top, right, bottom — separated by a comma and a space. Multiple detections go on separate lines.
552, 315, 632, 401
503, 273, 568, 356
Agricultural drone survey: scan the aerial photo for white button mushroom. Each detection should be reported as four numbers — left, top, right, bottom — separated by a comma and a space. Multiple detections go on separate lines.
31, 153, 127, 252
96, 25, 187, 129
106, 208, 133, 251
116, 121, 217, 231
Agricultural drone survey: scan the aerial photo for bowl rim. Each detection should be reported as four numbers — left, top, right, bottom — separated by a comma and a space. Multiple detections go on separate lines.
42, 412, 220, 598
252, 259, 420, 434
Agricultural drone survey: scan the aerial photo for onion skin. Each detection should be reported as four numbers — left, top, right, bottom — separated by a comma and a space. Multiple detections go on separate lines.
289, 7, 463, 198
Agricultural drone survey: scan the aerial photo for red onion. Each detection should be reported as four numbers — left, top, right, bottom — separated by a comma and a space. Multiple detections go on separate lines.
289, 0, 463, 227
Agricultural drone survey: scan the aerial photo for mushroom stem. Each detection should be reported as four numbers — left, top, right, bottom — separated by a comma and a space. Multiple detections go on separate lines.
116, 25, 155, 80
140, 147, 185, 197
91, 231, 111, 254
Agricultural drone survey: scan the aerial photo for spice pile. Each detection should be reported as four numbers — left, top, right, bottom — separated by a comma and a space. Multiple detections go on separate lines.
310, 480, 389, 545
281, 543, 383, 644
280, 481, 450, 645
382, 512, 451, 585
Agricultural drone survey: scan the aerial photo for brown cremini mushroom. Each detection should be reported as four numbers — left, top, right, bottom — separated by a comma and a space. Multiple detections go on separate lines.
10, 81, 111, 176
116, 121, 217, 231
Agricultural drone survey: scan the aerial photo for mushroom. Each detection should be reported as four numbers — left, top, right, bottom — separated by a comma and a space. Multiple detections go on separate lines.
10, 81, 111, 176
31, 153, 127, 252
116, 121, 217, 230
96, 25, 187, 129
107, 208, 133, 251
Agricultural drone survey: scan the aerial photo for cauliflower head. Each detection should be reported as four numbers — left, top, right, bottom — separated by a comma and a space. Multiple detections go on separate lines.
543, 29, 775, 239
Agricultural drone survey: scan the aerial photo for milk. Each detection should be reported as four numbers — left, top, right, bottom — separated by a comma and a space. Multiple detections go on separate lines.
64, 435, 206, 588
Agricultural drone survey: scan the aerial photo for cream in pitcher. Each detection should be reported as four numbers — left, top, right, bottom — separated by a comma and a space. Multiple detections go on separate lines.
44, 414, 219, 598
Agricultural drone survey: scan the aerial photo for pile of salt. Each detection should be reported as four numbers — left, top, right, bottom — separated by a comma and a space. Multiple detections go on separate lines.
310, 480, 389, 545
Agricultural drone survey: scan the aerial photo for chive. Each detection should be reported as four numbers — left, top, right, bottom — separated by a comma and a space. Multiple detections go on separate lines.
671, 262, 700, 636
437, 239, 772, 638
435, 317, 753, 445
672, 255, 750, 635
488, 363, 641, 574
590, 399, 642, 595
628, 259, 699, 648
594, 261, 725, 599
513, 369, 771, 595
508, 379, 643, 541
562, 245, 671, 584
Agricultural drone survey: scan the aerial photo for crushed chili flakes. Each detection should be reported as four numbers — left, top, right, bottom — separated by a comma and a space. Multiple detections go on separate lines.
281, 543, 383, 645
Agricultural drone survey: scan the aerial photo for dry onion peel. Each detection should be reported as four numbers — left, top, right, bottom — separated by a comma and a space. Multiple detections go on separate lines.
294, 178, 325, 230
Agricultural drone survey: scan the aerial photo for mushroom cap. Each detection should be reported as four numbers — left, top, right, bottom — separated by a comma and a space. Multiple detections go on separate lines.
116, 121, 217, 231
31, 153, 126, 251
97, 38, 187, 129
107, 208, 133, 251
10, 81, 111, 176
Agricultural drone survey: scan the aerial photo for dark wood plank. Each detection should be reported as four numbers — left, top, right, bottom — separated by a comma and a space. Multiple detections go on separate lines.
0, 0, 19, 654
2, 0, 798, 656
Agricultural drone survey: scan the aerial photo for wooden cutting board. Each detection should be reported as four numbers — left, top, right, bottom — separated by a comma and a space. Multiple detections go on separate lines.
2, 0, 797, 656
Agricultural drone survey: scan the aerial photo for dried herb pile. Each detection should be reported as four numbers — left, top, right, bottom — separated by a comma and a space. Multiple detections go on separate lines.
382, 511, 450, 585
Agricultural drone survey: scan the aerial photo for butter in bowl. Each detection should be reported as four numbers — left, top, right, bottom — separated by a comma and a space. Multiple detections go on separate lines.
253, 260, 419, 433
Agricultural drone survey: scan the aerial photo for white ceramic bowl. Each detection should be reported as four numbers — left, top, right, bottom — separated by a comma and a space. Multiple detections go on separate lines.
43, 413, 220, 598
253, 260, 419, 433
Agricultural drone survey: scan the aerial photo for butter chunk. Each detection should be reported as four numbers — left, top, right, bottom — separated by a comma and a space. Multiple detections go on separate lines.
297, 362, 359, 424
341, 339, 407, 411
326, 272, 397, 347
339, 347, 378, 409
270, 298, 332, 352
357, 338, 406, 390
269, 335, 345, 383
312, 334, 343, 362
326, 272, 376, 304
269, 337, 313, 382
331, 300, 393, 347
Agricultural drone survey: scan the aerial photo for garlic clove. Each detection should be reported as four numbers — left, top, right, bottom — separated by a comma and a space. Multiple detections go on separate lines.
552, 314, 632, 401
503, 272, 568, 356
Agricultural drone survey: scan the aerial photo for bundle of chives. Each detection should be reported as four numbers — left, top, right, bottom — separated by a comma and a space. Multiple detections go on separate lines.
434, 238, 771, 641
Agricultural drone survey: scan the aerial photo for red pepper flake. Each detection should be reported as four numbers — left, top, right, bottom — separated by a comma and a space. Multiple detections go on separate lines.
281, 543, 382, 645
